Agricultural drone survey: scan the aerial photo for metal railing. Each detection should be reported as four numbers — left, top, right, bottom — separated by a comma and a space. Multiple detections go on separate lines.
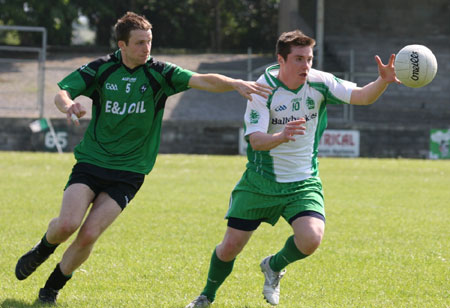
0, 25, 47, 117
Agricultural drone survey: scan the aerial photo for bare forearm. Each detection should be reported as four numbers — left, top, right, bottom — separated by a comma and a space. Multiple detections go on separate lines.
350, 77, 390, 105
189, 73, 272, 101
189, 73, 238, 92
54, 90, 74, 113
249, 132, 286, 151
55, 90, 86, 125
351, 75, 393, 106
249, 119, 306, 150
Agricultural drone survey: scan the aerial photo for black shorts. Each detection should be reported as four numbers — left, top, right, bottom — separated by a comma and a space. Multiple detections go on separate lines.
65, 162, 145, 210
227, 211, 325, 232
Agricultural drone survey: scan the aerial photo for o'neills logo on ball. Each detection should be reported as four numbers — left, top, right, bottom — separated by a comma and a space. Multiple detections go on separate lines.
410, 51, 420, 81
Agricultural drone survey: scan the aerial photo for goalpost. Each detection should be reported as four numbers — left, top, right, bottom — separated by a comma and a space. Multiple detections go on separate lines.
0, 25, 47, 117
0, 26, 64, 153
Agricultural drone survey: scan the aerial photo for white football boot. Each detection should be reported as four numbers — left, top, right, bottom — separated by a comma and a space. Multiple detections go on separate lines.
260, 255, 286, 305
185, 295, 211, 308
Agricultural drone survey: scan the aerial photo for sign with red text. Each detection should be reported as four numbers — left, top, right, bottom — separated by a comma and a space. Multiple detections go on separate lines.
318, 130, 360, 157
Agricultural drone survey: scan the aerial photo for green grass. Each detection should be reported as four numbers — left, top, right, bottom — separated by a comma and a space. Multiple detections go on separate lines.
1, 152, 449, 308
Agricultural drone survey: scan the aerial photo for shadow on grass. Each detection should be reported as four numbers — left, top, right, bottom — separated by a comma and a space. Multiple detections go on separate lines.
1, 298, 54, 308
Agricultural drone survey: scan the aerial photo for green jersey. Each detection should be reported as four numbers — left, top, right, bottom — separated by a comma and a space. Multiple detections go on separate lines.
58, 50, 195, 174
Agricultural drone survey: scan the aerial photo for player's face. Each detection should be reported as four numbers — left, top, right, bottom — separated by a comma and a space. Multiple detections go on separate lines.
119, 29, 152, 69
278, 45, 313, 89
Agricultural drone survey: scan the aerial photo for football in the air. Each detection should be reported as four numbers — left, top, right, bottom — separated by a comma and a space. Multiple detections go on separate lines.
394, 44, 438, 88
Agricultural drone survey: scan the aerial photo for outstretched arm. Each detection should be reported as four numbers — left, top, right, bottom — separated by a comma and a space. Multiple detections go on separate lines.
188, 73, 273, 101
350, 54, 401, 106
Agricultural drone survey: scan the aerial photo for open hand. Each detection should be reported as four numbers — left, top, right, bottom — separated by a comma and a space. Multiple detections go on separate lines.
234, 80, 274, 101
281, 118, 307, 142
375, 54, 401, 85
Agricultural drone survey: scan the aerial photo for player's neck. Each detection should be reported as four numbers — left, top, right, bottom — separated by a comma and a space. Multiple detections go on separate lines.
278, 73, 305, 90
121, 56, 139, 70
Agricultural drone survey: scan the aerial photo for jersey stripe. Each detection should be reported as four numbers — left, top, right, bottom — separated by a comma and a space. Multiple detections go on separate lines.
309, 82, 348, 105
78, 54, 113, 88
311, 101, 328, 176
163, 66, 176, 92
142, 67, 166, 117
97, 63, 121, 88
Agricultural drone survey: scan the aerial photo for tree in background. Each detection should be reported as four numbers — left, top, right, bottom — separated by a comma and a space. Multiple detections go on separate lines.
142, 0, 279, 52
0, 0, 279, 52
71, 0, 138, 47
220, 0, 279, 52
0, 0, 78, 46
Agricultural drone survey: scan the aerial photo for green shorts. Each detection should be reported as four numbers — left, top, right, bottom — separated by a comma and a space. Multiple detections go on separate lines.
226, 169, 325, 226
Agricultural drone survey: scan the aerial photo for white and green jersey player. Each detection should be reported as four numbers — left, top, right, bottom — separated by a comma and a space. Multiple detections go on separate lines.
186, 29, 398, 307
244, 64, 356, 183
226, 64, 356, 225
58, 49, 194, 175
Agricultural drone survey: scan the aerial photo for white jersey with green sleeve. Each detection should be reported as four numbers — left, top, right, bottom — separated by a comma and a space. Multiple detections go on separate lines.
244, 64, 357, 183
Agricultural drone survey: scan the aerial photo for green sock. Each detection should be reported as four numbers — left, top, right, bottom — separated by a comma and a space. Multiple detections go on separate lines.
269, 235, 308, 272
201, 248, 235, 302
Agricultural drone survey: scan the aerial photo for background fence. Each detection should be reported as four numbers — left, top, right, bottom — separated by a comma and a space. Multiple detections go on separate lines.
1, 41, 374, 123
0, 26, 47, 117
0, 32, 449, 158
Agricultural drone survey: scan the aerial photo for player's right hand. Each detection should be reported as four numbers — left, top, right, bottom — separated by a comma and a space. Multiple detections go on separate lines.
282, 118, 306, 142
66, 102, 86, 126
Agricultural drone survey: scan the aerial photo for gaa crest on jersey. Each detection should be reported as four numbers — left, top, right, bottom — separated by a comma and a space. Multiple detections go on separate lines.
140, 84, 148, 93
306, 97, 315, 110
105, 83, 118, 91
249, 110, 260, 124
274, 104, 287, 112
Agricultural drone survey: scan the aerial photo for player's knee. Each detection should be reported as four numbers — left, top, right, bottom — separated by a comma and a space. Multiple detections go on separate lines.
55, 218, 80, 238
306, 233, 323, 254
77, 228, 101, 248
295, 231, 323, 255
218, 239, 245, 260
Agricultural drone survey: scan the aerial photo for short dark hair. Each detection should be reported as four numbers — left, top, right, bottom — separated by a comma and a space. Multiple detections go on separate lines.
114, 12, 152, 44
276, 30, 316, 60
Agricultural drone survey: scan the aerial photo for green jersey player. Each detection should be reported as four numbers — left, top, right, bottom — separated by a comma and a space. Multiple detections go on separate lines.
14, 12, 272, 304
186, 30, 400, 307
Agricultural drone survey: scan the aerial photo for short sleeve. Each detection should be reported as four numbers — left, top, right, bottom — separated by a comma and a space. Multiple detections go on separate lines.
57, 66, 92, 99
162, 63, 195, 95
57, 58, 104, 99
244, 93, 270, 137
322, 72, 356, 105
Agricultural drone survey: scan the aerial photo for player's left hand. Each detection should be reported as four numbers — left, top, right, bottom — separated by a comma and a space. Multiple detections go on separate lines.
375, 54, 401, 84
234, 80, 274, 101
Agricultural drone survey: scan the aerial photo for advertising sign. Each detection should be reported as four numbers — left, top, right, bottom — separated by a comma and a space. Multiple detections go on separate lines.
318, 129, 360, 157
429, 129, 450, 159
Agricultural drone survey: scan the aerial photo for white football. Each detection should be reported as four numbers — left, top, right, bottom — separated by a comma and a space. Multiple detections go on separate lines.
394, 44, 438, 88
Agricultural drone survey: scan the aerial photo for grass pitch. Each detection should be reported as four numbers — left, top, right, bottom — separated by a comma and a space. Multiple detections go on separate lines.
0, 152, 448, 307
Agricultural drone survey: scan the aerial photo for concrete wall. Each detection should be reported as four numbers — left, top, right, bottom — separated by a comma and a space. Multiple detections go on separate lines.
322, 0, 449, 38
0, 117, 433, 158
